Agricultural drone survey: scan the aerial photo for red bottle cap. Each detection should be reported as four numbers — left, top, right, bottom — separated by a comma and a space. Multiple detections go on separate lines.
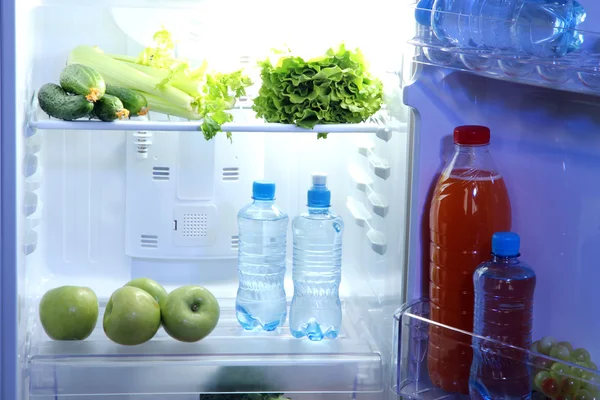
453, 125, 491, 145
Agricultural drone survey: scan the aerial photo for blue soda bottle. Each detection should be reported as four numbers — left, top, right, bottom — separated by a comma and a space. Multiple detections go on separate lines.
289, 174, 344, 341
236, 181, 288, 331
415, 0, 586, 58
469, 232, 536, 400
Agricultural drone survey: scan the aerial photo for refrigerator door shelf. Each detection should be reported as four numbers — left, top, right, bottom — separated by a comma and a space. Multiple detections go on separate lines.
28, 302, 383, 396
392, 300, 598, 399
409, 1, 600, 98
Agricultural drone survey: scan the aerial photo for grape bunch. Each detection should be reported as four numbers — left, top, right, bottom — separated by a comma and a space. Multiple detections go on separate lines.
531, 336, 599, 400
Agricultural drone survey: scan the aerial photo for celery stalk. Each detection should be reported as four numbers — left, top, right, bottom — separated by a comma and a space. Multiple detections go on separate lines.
68, 46, 194, 112
107, 53, 138, 63
138, 91, 202, 120
111, 60, 202, 97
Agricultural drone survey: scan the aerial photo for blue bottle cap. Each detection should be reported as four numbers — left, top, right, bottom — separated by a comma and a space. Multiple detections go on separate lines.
307, 173, 331, 208
415, 0, 434, 26
492, 232, 520, 257
252, 180, 276, 201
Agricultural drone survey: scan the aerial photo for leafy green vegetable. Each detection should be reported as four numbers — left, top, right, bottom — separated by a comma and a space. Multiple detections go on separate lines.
70, 28, 251, 141
252, 44, 383, 139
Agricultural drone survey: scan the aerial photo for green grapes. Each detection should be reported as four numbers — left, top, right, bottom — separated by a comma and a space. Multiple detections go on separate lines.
532, 338, 597, 400
551, 345, 573, 362
574, 389, 594, 400
540, 336, 557, 355
574, 349, 593, 364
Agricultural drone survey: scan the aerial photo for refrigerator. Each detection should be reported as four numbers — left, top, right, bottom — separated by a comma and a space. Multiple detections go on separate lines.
1, 0, 598, 398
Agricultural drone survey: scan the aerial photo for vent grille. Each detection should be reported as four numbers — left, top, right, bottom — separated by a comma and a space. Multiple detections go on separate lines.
141, 234, 158, 248
222, 167, 240, 181
152, 166, 170, 181
231, 235, 239, 249
182, 213, 208, 237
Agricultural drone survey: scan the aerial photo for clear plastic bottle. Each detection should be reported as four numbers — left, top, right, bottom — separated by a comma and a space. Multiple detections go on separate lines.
415, 0, 586, 58
289, 174, 344, 341
470, 232, 536, 400
428, 125, 512, 394
236, 181, 288, 331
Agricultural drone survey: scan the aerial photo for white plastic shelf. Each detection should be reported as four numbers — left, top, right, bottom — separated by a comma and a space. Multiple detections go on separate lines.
30, 114, 387, 135
36, 0, 206, 8
28, 301, 383, 397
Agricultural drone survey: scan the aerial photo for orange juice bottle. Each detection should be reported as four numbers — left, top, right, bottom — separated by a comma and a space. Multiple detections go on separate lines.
427, 125, 511, 394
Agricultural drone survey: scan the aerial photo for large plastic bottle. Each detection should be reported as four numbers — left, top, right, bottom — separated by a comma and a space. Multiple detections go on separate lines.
428, 125, 511, 394
415, 0, 586, 58
289, 174, 344, 341
470, 232, 536, 400
236, 181, 288, 331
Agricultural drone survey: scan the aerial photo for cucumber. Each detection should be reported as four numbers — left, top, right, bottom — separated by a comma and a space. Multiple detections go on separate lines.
93, 94, 130, 122
37, 83, 94, 121
59, 64, 106, 102
106, 85, 148, 116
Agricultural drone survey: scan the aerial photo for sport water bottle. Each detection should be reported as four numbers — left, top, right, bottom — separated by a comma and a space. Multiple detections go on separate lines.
289, 174, 344, 341
236, 181, 288, 331
470, 232, 536, 400
415, 0, 586, 58
428, 125, 512, 394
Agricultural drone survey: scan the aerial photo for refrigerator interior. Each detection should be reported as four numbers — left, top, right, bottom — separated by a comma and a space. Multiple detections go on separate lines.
14, 0, 413, 398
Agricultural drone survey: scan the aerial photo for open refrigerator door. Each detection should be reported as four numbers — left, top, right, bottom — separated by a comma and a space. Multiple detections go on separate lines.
395, 0, 600, 399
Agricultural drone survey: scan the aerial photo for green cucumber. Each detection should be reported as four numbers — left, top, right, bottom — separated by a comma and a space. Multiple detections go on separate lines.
59, 64, 106, 102
93, 94, 130, 122
106, 85, 148, 116
38, 83, 94, 121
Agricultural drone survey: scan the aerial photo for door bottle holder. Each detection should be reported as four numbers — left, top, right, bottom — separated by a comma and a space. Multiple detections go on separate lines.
392, 300, 600, 399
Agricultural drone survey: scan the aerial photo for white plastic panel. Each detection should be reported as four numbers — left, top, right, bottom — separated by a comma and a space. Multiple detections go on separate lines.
173, 204, 217, 247
125, 122, 264, 260
177, 132, 215, 201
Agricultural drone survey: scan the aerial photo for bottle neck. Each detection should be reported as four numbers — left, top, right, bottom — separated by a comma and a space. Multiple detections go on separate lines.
456, 143, 490, 154
253, 199, 274, 206
491, 254, 520, 265
308, 206, 329, 214
446, 143, 497, 175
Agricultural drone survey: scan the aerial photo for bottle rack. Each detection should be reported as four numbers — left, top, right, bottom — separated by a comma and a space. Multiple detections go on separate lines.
392, 300, 599, 399
409, 2, 600, 98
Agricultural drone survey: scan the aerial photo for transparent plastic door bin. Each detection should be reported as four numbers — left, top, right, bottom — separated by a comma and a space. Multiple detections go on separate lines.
392, 300, 600, 400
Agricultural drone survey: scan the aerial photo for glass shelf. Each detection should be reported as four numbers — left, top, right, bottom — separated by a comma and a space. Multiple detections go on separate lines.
29, 110, 389, 136
409, 1, 600, 97
392, 300, 600, 399
28, 301, 383, 397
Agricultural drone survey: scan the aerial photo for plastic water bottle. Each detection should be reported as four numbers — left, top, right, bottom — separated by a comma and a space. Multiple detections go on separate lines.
289, 174, 344, 341
236, 181, 288, 332
415, 0, 586, 58
470, 232, 536, 400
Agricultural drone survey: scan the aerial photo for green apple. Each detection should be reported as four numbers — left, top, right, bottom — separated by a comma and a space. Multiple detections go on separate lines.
161, 285, 220, 343
124, 277, 168, 307
103, 286, 161, 346
39, 286, 98, 340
